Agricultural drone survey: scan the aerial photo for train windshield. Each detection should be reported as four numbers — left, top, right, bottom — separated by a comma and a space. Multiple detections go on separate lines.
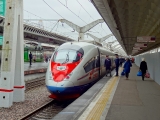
53, 49, 82, 63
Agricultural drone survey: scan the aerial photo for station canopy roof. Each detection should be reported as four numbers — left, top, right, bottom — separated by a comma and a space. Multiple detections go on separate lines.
92, 0, 160, 55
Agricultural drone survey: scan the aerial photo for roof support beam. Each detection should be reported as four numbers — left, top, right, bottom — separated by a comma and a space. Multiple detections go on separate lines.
86, 33, 113, 43
59, 19, 104, 40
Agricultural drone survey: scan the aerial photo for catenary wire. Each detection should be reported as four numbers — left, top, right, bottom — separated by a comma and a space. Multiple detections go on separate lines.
42, 0, 77, 38
57, 0, 88, 24
43, 0, 64, 19
76, 0, 109, 37
57, 0, 103, 37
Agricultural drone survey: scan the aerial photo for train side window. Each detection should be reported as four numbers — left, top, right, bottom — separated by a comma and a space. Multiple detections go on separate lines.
100, 55, 105, 67
84, 57, 95, 73
95, 56, 100, 68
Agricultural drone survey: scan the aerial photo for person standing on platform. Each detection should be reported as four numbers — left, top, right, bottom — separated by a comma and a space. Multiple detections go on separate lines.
140, 58, 148, 81
46, 56, 48, 63
119, 57, 123, 67
114, 54, 119, 76
105, 55, 112, 77
29, 52, 33, 66
33, 55, 36, 62
123, 58, 132, 80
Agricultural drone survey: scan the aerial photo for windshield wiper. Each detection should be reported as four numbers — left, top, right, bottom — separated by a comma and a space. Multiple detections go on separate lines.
62, 52, 69, 64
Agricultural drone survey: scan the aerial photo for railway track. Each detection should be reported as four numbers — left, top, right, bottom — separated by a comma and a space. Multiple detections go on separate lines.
25, 76, 45, 92
21, 75, 73, 120
20, 99, 74, 120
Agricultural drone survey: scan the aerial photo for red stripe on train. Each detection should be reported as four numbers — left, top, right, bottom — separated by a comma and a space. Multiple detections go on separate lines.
77, 73, 89, 80
77, 67, 100, 80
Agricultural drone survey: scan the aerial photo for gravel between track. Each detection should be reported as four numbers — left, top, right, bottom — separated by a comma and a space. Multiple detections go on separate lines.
0, 86, 52, 120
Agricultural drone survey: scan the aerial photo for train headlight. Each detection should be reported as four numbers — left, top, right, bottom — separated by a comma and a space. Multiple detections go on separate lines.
49, 71, 53, 80
64, 72, 73, 80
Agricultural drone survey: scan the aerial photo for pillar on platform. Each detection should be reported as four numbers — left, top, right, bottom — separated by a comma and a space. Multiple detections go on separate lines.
13, 0, 25, 102
0, 0, 24, 108
79, 33, 84, 40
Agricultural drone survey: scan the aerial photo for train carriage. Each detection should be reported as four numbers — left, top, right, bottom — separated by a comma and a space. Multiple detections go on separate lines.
46, 42, 116, 100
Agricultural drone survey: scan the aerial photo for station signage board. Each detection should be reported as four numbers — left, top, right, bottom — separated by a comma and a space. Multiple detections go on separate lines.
132, 49, 139, 51
132, 51, 138, 53
132, 52, 136, 55
133, 47, 142, 50
132, 51, 138, 54
137, 36, 156, 42
0, 0, 6, 16
134, 43, 147, 47
132, 49, 139, 52
0, 35, 3, 45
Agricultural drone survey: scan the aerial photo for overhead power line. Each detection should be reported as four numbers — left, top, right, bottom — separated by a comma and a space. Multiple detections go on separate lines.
75, 0, 105, 37
50, 21, 59, 32
24, 10, 59, 30
43, 0, 103, 38
24, 10, 42, 19
57, 0, 88, 24
56, 0, 101, 37
24, 9, 69, 36
76, 0, 95, 20
24, 19, 58, 21
58, 0, 103, 37
42, 0, 64, 19
41, 0, 77, 38
76, 0, 111, 38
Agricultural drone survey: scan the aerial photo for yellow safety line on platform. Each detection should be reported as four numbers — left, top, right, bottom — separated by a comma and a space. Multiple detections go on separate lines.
86, 77, 118, 120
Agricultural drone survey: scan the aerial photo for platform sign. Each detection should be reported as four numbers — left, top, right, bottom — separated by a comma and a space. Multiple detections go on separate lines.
0, 0, 6, 16
134, 43, 147, 47
132, 51, 138, 53
137, 36, 156, 42
132, 51, 138, 54
132, 49, 139, 52
132, 52, 137, 54
0, 0, 6, 44
132, 49, 139, 51
133, 47, 142, 50
148, 37, 156, 42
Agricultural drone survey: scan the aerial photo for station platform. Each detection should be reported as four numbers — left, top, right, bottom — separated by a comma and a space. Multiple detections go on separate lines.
24, 62, 48, 71
53, 64, 160, 120
24, 62, 48, 75
22, 62, 48, 81
24, 62, 49, 75
0, 62, 48, 81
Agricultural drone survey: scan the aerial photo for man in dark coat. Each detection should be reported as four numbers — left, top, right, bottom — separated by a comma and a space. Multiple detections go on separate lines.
119, 57, 123, 67
29, 52, 33, 66
123, 58, 132, 80
105, 55, 112, 77
114, 54, 119, 76
140, 58, 148, 81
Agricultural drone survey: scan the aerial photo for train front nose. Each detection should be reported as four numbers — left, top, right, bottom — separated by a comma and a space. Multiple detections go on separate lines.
55, 81, 75, 93
47, 81, 75, 94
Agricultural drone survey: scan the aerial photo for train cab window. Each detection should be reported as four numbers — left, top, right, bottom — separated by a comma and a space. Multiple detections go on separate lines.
53, 49, 83, 63
84, 57, 96, 73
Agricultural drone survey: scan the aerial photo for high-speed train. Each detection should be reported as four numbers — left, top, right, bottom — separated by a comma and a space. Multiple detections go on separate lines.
45, 42, 116, 100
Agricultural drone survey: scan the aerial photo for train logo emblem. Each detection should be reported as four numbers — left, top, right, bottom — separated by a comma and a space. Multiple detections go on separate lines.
57, 66, 66, 71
